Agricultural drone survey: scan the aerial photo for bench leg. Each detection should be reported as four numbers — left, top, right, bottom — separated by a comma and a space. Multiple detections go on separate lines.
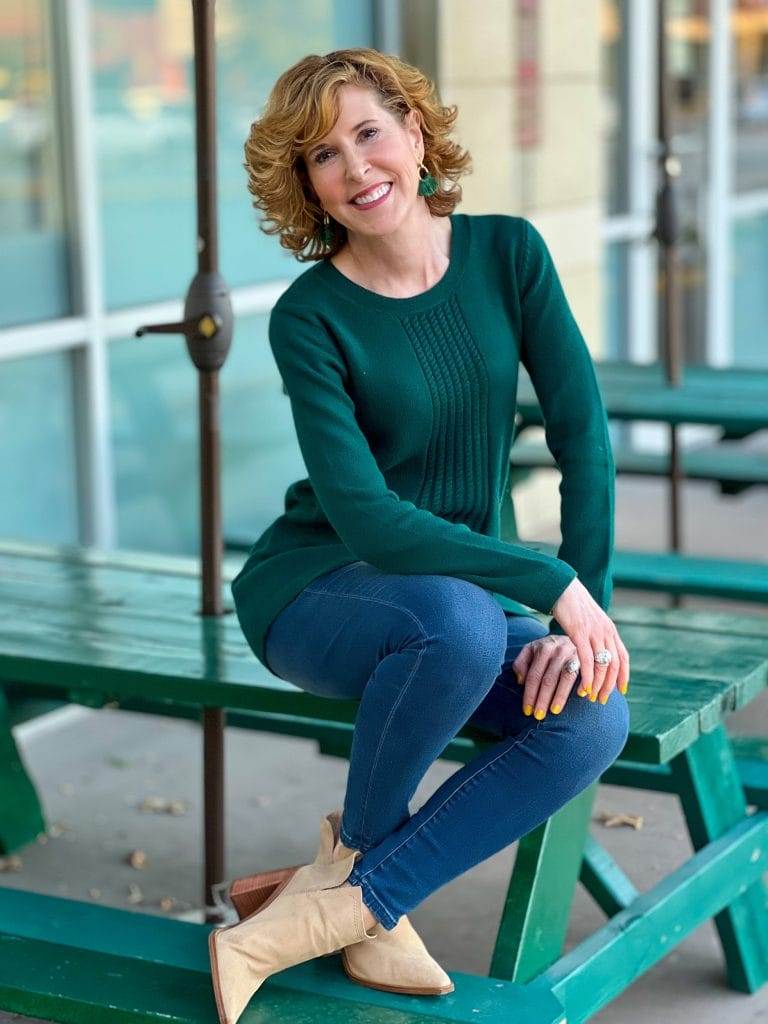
579, 833, 639, 917
0, 689, 46, 854
671, 723, 768, 993
489, 781, 597, 982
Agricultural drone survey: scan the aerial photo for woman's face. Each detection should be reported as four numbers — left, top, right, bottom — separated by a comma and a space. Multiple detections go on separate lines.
302, 83, 423, 241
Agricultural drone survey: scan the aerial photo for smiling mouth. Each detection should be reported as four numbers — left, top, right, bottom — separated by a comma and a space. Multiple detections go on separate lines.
350, 182, 393, 206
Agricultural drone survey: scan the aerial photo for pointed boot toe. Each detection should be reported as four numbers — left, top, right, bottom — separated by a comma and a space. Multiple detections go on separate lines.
342, 914, 454, 995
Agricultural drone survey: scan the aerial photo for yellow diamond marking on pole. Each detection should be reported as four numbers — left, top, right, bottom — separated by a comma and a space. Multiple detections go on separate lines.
199, 315, 217, 338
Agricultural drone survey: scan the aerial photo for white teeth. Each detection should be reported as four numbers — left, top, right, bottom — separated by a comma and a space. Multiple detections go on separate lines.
353, 183, 391, 205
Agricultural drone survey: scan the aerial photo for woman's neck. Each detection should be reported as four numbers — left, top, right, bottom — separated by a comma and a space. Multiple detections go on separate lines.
331, 207, 451, 299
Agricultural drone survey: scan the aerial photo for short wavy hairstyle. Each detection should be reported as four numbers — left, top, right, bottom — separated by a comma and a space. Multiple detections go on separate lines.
243, 47, 472, 262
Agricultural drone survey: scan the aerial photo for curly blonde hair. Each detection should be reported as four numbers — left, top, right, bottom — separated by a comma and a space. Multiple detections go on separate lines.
243, 47, 472, 262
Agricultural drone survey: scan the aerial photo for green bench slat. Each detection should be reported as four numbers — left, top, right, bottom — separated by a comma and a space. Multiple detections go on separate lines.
510, 439, 768, 486
517, 541, 768, 603
0, 890, 567, 1024
612, 550, 768, 601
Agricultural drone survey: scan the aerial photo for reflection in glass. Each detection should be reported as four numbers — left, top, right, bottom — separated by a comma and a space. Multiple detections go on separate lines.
600, 0, 631, 216
733, 213, 768, 368
92, 0, 372, 310
0, 351, 78, 541
0, 0, 70, 327
733, 0, 768, 192
110, 312, 303, 553
603, 241, 629, 360
659, 0, 710, 364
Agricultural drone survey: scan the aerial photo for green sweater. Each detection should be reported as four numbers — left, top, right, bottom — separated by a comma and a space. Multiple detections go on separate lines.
232, 212, 615, 672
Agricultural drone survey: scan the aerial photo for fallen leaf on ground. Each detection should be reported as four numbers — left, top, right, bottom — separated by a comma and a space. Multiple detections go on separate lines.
596, 811, 644, 830
138, 795, 189, 815
0, 856, 23, 872
126, 849, 148, 869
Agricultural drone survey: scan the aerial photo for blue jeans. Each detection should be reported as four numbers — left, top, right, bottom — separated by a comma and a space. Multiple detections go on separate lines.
264, 560, 630, 931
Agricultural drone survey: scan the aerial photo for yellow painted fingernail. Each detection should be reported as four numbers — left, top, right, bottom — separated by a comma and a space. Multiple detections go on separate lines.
523, 704, 533, 716
619, 683, 628, 695
583, 686, 591, 695
577, 688, 587, 697
599, 694, 609, 705
534, 708, 546, 720
551, 704, 562, 714
590, 692, 598, 703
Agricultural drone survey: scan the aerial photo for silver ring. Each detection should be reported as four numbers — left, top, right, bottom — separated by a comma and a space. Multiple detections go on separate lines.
594, 648, 613, 665
564, 657, 580, 674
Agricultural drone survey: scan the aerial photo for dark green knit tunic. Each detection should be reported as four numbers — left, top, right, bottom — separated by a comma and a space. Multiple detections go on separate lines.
232, 212, 615, 671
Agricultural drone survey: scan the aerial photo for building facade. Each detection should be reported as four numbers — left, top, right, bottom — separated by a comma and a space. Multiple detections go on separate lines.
0, 0, 766, 552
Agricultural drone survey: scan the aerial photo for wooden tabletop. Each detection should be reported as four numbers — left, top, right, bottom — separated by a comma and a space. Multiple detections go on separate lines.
2, 542, 767, 769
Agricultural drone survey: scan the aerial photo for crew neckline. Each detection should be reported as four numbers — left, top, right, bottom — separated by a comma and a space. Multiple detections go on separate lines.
315, 212, 468, 313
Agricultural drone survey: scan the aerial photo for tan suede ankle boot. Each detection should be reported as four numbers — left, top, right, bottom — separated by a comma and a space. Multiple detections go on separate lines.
209, 826, 377, 1024
227, 809, 454, 996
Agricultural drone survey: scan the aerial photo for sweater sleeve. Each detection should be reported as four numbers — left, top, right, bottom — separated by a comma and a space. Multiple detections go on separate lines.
517, 218, 616, 633
270, 300, 577, 616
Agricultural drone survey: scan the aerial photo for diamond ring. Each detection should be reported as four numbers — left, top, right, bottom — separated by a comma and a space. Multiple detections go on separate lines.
594, 648, 613, 665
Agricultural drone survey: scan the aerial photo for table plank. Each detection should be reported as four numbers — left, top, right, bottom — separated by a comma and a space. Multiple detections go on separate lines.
516, 361, 768, 430
1, 545, 767, 764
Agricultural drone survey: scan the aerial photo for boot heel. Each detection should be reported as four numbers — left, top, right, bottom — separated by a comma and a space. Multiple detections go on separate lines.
228, 864, 303, 919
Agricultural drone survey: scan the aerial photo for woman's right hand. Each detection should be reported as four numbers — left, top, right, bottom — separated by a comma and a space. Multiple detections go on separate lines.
551, 577, 630, 703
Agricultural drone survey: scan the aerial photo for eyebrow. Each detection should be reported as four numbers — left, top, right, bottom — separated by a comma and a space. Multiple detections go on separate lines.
307, 119, 377, 158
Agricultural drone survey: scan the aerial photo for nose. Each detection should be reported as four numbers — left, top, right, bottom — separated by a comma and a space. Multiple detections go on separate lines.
345, 152, 370, 181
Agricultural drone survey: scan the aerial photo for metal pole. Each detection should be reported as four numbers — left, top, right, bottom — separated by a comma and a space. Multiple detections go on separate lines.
654, 0, 684, 608
135, 0, 233, 923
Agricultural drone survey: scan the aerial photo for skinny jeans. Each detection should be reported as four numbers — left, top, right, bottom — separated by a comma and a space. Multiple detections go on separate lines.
264, 560, 630, 930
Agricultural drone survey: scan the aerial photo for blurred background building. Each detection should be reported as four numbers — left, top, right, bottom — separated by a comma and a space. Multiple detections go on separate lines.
0, 0, 766, 555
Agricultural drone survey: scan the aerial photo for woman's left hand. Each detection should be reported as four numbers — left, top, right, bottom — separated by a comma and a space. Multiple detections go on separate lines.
512, 634, 585, 719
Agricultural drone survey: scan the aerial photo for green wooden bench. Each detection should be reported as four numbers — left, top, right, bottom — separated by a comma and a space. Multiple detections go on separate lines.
0, 888, 566, 1024
2, 541, 768, 1022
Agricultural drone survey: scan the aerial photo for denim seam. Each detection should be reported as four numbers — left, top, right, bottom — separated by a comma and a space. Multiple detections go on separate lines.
352, 720, 544, 884
348, 868, 398, 930
301, 585, 431, 850
305, 561, 363, 589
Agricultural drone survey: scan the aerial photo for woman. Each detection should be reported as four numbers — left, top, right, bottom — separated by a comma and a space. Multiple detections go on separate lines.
210, 47, 630, 1024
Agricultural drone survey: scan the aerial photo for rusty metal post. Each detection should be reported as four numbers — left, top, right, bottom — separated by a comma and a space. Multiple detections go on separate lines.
135, 0, 233, 922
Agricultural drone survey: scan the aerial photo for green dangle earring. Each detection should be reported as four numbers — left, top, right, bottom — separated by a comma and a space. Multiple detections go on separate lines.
319, 211, 333, 247
417, 159, 438, 197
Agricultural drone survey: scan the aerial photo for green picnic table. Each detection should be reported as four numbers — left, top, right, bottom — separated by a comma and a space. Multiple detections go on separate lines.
1, 541, 768, 1023
516, 360, 768, 437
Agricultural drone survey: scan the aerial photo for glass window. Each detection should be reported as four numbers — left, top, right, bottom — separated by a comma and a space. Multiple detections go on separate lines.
109, 312, 303, 553
603, 240, 630, 360
0, 351, 79, 541
600, 0, 631, 216
732, 212, 768, 368
0, 0, 71, 327
662, 0, 710, 364
92, 0, 373, 310
733, 0, 768, 193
